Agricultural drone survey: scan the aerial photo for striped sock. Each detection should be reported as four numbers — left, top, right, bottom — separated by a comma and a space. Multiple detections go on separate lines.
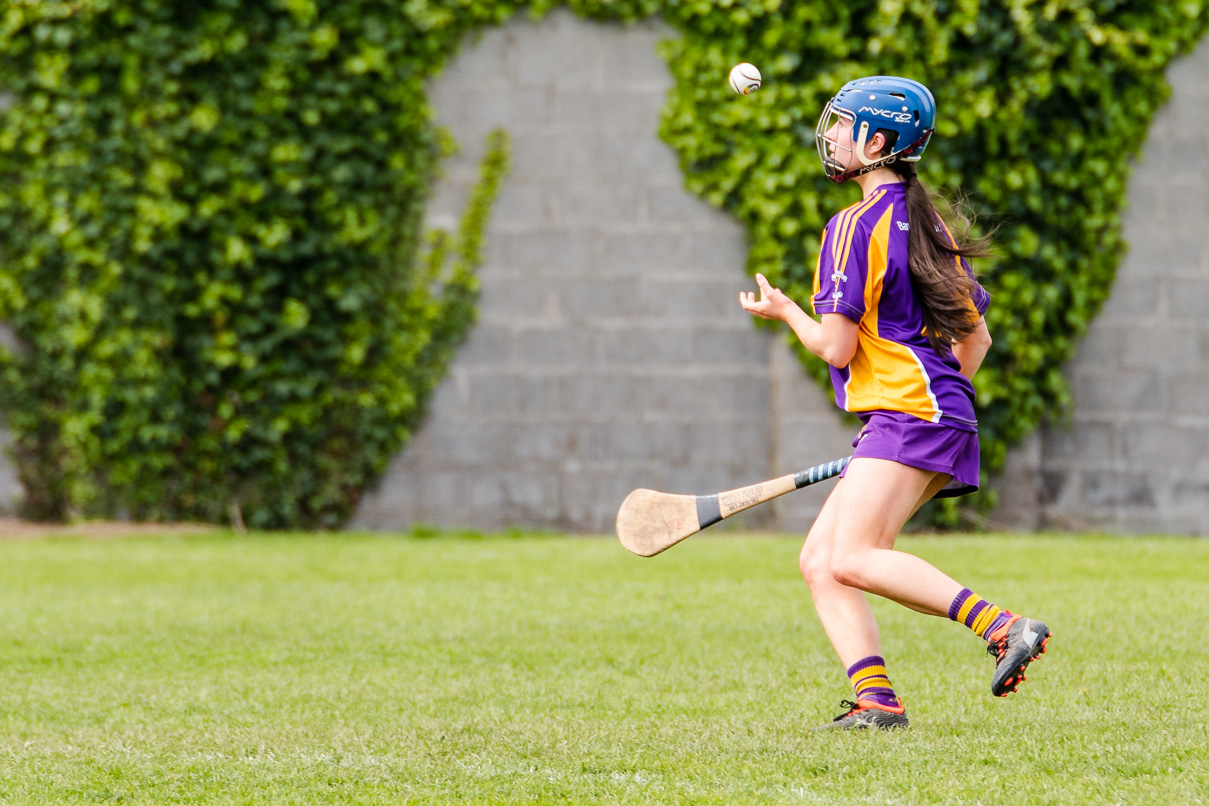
948, 587, 1014, 640
847, 655, 901, 709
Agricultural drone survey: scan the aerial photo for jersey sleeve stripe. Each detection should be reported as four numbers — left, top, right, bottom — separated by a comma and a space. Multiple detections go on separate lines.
835, 191, 884, 280
829, 193, 879, 269
829, 207, 853, 268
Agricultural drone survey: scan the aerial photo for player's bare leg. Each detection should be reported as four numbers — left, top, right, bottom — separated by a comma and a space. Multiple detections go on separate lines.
799, 466, 951, 729
799, 487, 883, 667
831, 459, 1051, 695
803, 458, 1050, 727
800, 493, 906, 729
826, 458, 964, 615
812, 458, 1049, 704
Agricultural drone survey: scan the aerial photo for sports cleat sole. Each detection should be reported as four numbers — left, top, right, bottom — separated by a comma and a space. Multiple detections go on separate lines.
815, 711, 910, 731
814, 699, 910, 731
993, 629, 1052, 697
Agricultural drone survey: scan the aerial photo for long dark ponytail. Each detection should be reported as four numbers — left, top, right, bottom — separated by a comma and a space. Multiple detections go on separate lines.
888, 161, 993, 354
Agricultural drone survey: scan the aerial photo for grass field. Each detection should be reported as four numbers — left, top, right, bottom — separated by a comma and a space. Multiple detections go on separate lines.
1, 531, 1206, 804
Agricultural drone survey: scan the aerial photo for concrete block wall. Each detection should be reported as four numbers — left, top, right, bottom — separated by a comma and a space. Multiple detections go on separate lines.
1, 13, 1206, 534
990, 33, 1209, 534
352, 9, 851, 533
358, 10, 1209, 535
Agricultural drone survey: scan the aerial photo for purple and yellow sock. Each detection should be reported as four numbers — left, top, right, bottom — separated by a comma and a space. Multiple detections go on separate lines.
948, 588, 1014, 640
847, 655, 901, 710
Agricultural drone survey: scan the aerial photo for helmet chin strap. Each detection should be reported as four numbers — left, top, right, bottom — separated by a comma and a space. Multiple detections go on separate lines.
830, 152, 901, 184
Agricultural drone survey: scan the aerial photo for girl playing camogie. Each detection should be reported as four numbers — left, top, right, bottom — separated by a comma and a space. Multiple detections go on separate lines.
739, 76, 1051, 729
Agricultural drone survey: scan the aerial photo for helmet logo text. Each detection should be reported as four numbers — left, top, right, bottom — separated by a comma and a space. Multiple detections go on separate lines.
859, 106, 912, 124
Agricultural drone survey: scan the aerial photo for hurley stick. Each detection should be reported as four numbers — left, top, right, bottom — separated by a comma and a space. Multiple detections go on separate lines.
616, 456, 851, 557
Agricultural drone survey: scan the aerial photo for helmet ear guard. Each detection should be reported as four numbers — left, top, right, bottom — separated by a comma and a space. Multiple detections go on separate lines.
815, 76, 937, 183
852, 121, 876, 167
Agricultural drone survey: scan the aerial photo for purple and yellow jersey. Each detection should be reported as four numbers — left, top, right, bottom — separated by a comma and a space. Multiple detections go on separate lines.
810, 182, 990, 431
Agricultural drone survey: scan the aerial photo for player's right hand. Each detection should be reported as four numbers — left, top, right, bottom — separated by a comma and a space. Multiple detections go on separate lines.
739, 273, 799, 322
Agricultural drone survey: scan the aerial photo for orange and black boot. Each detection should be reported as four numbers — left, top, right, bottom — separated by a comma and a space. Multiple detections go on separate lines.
987, 614, 1052, 697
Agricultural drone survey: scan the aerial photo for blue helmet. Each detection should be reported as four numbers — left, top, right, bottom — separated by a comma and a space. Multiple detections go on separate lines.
815, 76, 936, 183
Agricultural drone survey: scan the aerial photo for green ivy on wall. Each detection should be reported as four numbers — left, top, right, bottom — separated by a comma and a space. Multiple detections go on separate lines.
0, 0, 511, 527
0, 0, 1206, 527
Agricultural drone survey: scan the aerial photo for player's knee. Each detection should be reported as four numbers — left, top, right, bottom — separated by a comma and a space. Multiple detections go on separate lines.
799, 542, 833, 588
829, 551, 868, 589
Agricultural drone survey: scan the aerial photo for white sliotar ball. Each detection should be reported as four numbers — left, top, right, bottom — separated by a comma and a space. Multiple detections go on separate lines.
728, 62, 761, 95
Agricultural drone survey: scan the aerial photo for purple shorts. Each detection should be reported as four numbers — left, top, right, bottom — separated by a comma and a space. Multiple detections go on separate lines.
839, 411, 980, 499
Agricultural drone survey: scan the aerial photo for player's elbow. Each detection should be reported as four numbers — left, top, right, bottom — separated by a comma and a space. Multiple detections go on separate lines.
970, 328, 991, 351
815, 314, 859, 368
822, 343, 857, 368
958, 320, 991, 352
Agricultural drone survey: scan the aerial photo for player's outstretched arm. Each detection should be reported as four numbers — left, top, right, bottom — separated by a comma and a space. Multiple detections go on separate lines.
740, 273, 858, 367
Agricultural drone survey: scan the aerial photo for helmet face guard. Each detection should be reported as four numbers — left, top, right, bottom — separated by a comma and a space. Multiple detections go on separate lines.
815, 103, 864, 180
815, 76, 936, 183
